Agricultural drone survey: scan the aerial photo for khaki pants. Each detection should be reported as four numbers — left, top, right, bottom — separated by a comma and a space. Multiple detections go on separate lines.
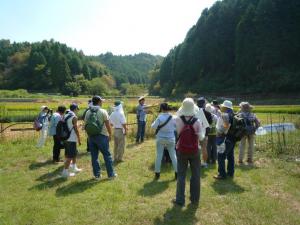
239, 134, 255, 162
113, 128, 125, 161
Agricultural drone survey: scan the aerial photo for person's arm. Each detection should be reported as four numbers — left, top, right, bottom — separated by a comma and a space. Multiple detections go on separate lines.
151, 117, 160, 129
105, 120, 112, 140
254, 114, 261, 129
72, 117, 81, 145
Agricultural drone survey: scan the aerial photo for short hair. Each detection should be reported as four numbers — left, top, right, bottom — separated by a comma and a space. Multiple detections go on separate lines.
57, 105, 67, 113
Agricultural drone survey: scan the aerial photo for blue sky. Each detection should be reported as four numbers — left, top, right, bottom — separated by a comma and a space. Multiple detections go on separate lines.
0, 0, 217, 56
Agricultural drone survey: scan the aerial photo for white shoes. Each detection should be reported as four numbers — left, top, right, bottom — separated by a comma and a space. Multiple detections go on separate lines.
61, 169, 75, 178
70, 164, 82, 173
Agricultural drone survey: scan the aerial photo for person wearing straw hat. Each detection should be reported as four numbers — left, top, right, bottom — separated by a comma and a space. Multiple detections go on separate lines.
173, 98, 204, 207
109, 100, 127, 163
136, 96, 147, 143
151, 102, 177, 180
214, 100, 236, 180
238, 102, 260, 165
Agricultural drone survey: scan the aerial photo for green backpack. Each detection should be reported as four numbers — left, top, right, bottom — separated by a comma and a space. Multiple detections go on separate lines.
85, 109, 103, 136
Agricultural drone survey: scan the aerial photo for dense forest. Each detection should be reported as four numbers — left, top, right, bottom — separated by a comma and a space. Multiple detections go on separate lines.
149, 0, 300, 97
0, 39, 162, 96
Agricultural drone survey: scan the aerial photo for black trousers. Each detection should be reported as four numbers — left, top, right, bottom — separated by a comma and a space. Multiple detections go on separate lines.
53, 135, 64, 161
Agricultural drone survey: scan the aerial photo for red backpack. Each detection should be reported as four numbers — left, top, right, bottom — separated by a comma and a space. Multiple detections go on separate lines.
176, 116, 199, 154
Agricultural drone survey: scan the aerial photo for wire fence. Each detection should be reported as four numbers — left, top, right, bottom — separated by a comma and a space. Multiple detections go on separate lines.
1, 112, 300, 156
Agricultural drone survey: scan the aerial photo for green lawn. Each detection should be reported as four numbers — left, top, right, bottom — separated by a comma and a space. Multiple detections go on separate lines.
0, 137, 299, 225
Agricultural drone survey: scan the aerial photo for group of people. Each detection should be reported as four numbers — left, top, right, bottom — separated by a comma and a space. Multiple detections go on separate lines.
140, 96, 260, 206
35, 95, 260, 206
36, 96, 126, 179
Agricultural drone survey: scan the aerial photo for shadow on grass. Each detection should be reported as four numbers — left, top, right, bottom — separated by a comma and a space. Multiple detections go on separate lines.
154, 203, 198, 225
55, 178, 109, 197
200, 163, 217, 178
236, 164, 258, 171
211, 178, 246, 195
29, 177, 66, 191
36, 166, 64, 181
138, 179, 172, 197
29, 160, 54, 170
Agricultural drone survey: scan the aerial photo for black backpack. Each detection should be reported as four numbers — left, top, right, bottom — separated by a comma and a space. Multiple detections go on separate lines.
227, 113, 248, 141
56, 114, 74, 141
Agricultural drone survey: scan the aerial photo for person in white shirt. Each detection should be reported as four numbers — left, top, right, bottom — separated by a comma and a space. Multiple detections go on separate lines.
109, 100, 127, 163
61, 103, 82, 178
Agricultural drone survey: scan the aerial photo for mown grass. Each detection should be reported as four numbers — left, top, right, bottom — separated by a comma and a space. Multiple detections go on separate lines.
0, 136, 299, 225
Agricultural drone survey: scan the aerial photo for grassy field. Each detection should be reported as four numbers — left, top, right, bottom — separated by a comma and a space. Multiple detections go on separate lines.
0, 137, 299, 225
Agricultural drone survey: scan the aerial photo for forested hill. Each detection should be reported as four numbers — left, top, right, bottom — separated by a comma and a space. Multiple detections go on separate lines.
149, 0, 300, 97
0, 39, 162, 95
94, 53, 163, 87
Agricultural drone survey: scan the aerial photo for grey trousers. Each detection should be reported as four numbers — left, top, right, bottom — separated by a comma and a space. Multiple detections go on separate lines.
176, 151, 201, 205
113, 128, 125, 161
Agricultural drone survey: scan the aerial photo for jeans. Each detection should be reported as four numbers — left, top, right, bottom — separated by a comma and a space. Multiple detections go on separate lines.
88, 134, 115, 178
207, 135, 217, 163
217, 138, 236, 178
136, 121, 146, 142
176, 151, 201, 205
155, 137, 177, 173
52, 135, 64, 161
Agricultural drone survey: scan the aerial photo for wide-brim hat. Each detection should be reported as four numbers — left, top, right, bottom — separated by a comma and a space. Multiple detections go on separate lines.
138, 96, 145, 101
205, 103, 213, 113
177, 98, 198, 116
239, 102, 254, 110
220, 100, 233, 109
41, 105, 48, 110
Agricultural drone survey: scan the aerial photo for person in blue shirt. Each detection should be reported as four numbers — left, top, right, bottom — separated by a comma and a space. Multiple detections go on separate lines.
151, 103, 177, 180
48, 105, 67, 163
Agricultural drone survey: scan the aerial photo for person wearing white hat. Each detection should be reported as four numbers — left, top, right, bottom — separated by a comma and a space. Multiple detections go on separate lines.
214, 100, 236, 180
173, 98, 204, 206
238, 102, 260, 165
36, 105, 51, 148
110, 100, 127, 163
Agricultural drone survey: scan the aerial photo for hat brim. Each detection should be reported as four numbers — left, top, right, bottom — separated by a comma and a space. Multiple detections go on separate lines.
177, 106, 197, 117
220, 104, 233, 109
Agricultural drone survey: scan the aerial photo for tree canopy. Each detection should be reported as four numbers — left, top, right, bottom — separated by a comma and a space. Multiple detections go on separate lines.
149, 0, 300, 97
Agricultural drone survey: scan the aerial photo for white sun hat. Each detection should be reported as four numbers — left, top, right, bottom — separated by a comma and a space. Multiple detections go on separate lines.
205, 103, 214, 113
177, 98, 198, 117
220, 100, 233, 109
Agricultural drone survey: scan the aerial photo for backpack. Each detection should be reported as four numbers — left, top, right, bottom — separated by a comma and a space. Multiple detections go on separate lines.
227, 113, 248, 141
33, 117, 43, 131
85, 109, 104, 136
56, 114, 74, 141
176, 116, 199, 154
243, 114, 257, 135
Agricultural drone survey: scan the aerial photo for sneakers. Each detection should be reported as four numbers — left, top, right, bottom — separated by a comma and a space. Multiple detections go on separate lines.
108, 173, 118, 180
70, 164, 82, 173
93, 174, 102, 181
61, 169, 75, 178
213, 174, 226, 180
